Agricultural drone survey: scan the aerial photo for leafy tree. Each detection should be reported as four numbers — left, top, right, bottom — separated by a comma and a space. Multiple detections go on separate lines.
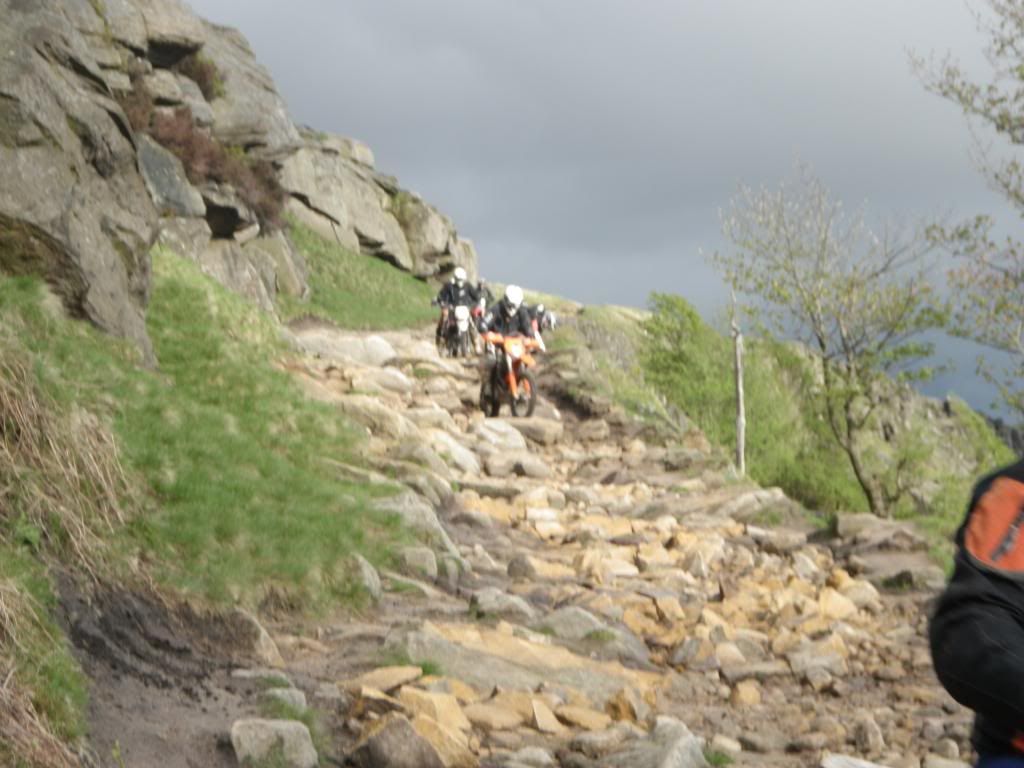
712, 165, 946, 516
916, 1, 1024, 417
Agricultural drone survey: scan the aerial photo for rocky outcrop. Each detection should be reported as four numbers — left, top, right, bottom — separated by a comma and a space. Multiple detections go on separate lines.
1, 0, 158, 360
1, 0, 480, 359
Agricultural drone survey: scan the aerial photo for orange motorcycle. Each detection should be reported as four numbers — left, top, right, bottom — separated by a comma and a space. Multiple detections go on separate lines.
479, 332, 540, 417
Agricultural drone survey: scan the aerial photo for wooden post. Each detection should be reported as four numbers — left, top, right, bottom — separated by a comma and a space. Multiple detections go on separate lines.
731, 293, 746, 476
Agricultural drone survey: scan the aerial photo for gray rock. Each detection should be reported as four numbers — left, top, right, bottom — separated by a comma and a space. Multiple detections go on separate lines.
231, 719, 317, 768
484, 452, 551, 480
836, 512, 883, 539
335, 396, 422, 441
427, 430, 481, 475
193, 239, 275, 312
391, 189, 459, 279
100, 0, 148, 51
572, 723, 643, 758
0, 0, 158, 360
228, 609, 284, 667
470, 587, 536, 621
200, 20, 300, 149
539, 606, 608, 640
391, 624, 639, 704
506, 747, 556, 766
137, 135, 206, 218
401, 546, 438, 582
738, 729, 787, 754
507, 417, 564, 446
372, 492, 463, 563
577, 420, 611, 442
143, 69, 184, 105
473, 420, 529, 452
349, 714, 444, 768
854, 714, 886, 754
297, 331, 397, 367
200, 182, 256, 237
244, 231, 308, 299
157, 217, 213, 258
598, 716, 708, 767
821, 757, 892, 768
173, 73, 214, 126
134, 0, 205, 64
279, 142, 410, 268
352, 554, 382, 603
264, 687, 307, 711
718, 661, 790, 684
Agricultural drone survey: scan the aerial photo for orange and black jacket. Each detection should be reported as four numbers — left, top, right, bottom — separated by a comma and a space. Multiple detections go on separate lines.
931, 458, 1024, 756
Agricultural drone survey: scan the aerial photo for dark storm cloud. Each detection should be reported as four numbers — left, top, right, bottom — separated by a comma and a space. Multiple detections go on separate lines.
189, 0, 1018, 409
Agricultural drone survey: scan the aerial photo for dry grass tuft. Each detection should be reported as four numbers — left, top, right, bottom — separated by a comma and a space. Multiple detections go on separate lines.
0, 583, 79, 768
0, 338, 134, 576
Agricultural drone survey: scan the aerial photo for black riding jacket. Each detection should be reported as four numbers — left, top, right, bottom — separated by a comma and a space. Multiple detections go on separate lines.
436, 281, 479, 307
480, 301, 534, 338
930, 457, 1024, 756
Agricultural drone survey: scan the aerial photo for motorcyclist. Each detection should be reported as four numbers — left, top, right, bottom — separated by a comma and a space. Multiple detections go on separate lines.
479, 285, 535, 400
528, 302, 556, 333
476, 279, 495, 309
433, 267, 479, 345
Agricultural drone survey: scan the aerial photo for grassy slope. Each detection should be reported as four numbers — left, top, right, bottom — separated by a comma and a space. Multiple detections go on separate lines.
0, 231, 439, 752
280, 222, 436, 330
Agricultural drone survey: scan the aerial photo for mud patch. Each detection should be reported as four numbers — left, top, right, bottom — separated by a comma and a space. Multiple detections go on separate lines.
59, 581, 269, 768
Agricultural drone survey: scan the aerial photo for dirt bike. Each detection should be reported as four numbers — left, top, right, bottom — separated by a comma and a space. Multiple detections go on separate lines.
439, 304, 473, 358
479, 331, 540, 417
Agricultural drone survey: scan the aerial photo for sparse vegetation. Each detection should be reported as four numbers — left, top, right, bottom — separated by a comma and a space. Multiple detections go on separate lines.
173, 53, 226, 101
281, 223, 436, 330
704, 748, 735, 766
583, 629, 617, 645
0, 250, 411, 611
258, 697, 328, 758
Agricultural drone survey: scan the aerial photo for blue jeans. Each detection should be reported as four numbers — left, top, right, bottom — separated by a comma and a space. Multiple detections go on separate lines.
978, 758, 1024, 767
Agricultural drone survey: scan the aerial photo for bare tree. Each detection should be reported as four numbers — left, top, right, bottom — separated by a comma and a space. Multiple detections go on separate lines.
915, 1, 1024, 417
714, 164, 946, 516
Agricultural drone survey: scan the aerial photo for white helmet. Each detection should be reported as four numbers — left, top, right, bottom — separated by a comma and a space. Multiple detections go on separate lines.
537, 303, 545, 314
504, 284, 524, 314
453, 266, 467, 284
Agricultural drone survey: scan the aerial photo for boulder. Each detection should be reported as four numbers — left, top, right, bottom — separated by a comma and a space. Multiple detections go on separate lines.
263, 687, 307, 711
243, 231, 308, 298
372, 492, 463, 563
133, 0, 205, 65
137, 135, 206, 218
98, 0, 148, 51
228, 608, 284, 667
335, 396, 422, 441
193, 239, 275, 312
484, 452, 551, 480
391, 190, 460, 279
350, 713, 445, 768
0, 0, 158, 360
199, 182, 256, 238
296, 331, 397, 367
200, 20, 300, 149
508, 417, 564, 446
598, 716, 707, 767
157, 217, 212, 259
427, 430, 481, 476
173, 73, 214, 126
231, 719, 317, 768
143, 69, 185, 104
401, 547, 439, 581
279, 142, 411, 269
352, 554, 383, 603
473, 420, 529, 452
410, 714, 477, 768
469, 587, 536, 621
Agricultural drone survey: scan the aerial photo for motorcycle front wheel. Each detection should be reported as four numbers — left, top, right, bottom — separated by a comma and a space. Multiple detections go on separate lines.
510, 368, 537, 417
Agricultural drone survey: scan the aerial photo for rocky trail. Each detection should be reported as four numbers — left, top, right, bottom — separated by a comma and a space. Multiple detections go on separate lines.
76, 321, 968, 768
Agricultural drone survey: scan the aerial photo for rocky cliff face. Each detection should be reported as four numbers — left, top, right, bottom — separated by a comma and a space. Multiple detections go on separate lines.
0, 0, 478, 359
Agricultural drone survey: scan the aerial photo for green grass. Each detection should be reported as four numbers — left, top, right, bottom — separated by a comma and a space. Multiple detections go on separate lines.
280, 222, 436, 330
0, 547, 88, 744
583, 629, 617, 645
704, 748, 735, 766
375, 648, 442, 676
259, 698, 329, 760
1, 249, 411, 610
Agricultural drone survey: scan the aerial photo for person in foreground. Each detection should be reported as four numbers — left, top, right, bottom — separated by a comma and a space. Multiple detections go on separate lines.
930, 457, 1024, 767
478, 284, 535, 400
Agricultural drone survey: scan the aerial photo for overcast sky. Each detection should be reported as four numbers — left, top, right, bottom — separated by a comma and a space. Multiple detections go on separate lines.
189, 0, 1017, 413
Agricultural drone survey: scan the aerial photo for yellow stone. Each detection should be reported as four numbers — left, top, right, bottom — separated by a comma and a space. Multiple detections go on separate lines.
343, 665, 423, 693
731, 679, 761, 707
818, 588, 858, 621
398, 687, 472, 732
654, 595, 686, 622
463, 702, 526, 731
556, 704, 613, 731
605, 687, 643, 722
531, 698, 568, 734
427, 677, 482, 705
623, 607, 661, 638
490, 690, 535, 720
349, 686, 403, 717
411, 714, 478, 768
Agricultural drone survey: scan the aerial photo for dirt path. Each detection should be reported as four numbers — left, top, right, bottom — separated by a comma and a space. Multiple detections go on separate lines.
75, 324, 968, 768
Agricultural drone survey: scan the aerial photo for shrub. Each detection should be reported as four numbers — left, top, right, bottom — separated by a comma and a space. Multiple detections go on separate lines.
149, 107, 284, 230
172, 53, 225, 102
117, 74, 154, 133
